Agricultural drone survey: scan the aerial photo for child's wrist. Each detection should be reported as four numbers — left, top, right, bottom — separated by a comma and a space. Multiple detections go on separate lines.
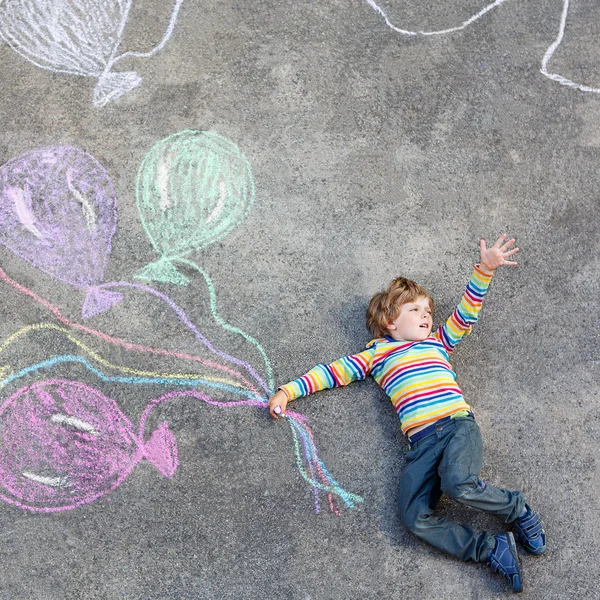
477, 263, 495, 276
278, 387, 292, 401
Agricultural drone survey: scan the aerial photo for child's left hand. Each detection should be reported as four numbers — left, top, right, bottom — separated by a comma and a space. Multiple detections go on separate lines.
479, 233, 519, 273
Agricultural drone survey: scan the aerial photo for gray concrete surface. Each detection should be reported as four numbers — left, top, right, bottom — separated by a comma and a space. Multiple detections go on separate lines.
1, 1, 599, 598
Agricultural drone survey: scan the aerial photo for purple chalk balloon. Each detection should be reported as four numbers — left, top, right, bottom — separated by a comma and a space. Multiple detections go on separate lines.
0, 379, 178, 512
0, 146, 121, 318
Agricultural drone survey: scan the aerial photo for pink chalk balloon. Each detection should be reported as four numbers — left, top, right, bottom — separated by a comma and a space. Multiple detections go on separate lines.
0, 146, 121, 318
0, 379, 178, 512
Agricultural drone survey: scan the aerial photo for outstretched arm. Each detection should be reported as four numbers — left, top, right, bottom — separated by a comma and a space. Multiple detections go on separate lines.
268, 347, 375, 419
434, 234, 519, 353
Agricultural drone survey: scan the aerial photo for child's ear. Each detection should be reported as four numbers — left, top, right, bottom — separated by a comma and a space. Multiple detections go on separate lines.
387, 322, 397, 331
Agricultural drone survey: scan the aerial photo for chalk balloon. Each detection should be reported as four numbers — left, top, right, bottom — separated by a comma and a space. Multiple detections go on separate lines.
0, 146, 122, 318
135, 130, 255, 285
0, 379, 177, 512
0, 0, 184, 107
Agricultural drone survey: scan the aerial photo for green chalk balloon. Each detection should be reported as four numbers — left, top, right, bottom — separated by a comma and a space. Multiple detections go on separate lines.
135, 130, 255, 284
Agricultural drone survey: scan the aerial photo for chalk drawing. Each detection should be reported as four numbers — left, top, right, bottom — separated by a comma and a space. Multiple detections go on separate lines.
0, 354, 264, 400
0, 137, 270, 385
0, 269, 362, 514
0, 380, 362, 512
0, 265, 269, 399
135, 130, 255, 286
366, 0, 600, 94
364, 0, 509, 36
0, 0, 185, 107
541, 0, 600, 93
0, 146, 122, 319
0, 379, 177, 511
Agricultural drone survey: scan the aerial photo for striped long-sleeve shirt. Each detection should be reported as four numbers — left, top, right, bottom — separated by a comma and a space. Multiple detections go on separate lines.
280, 265, 493, 434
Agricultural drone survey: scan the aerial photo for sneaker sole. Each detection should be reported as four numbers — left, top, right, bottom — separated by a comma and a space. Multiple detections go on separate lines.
507, 532, 523, 593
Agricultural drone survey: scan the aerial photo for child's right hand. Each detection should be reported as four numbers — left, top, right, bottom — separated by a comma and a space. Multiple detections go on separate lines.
268, 389, 289, 419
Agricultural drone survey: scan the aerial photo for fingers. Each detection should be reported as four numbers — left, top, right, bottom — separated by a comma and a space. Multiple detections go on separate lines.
503, 246, 519, 258
491, 233, 507, 249
499, 237, 516, 252
268, 391, 288, 419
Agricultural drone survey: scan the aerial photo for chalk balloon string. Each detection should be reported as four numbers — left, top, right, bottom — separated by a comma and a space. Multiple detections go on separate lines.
138, 389, 364, 513
0, 266, 258, 392
0, 354, 264, 400
175, 258, 274, 392
108, 0, 185, 68
364, 0, 510, 36
0, 323, 261, 397
96, 280, 270, 397
540, 0, 600, 93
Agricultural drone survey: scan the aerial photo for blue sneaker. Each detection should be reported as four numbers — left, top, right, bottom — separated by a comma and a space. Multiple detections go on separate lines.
486, 532, 523, 593
514, 504, 546, 555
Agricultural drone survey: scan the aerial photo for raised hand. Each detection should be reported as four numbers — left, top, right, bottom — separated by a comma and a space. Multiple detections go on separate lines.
479, 234, 519, 273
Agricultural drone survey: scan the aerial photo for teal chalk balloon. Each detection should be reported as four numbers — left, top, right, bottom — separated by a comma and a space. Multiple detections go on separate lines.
135, 130, 255, 285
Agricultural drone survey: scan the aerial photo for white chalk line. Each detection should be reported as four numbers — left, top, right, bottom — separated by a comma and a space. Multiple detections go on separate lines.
109, 0, 185, 67
50, 413, 99, 435
364, 0, 510, 36
540, 0, 600, 93
22, 471, 70, 488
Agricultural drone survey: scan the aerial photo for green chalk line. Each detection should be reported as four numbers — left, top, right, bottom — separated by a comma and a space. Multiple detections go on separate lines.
178, 257, 274, 393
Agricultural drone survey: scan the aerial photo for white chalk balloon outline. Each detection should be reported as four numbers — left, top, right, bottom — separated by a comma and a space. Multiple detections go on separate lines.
0, 0, 185, 107
541, 0, 600, 94
363, 0, 510, 36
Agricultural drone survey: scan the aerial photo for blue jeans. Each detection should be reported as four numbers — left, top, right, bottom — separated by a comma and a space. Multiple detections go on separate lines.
398, 415, 525, 562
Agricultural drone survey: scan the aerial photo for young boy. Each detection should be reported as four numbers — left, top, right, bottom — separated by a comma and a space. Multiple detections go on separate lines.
268, 234, 545, 593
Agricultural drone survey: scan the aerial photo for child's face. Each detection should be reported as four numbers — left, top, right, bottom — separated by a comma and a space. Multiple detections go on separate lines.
387, 296, 433, 341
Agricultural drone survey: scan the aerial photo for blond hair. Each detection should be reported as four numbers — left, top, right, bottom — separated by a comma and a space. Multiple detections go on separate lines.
366, 277, 434, 338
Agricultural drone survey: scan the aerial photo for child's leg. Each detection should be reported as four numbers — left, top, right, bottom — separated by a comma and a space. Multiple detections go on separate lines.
398, 432, 496, 562
437, 417, 525, 523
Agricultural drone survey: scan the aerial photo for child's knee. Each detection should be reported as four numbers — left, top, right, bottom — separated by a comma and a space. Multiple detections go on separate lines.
441, 472, 485, 500
399, 504, 430, 535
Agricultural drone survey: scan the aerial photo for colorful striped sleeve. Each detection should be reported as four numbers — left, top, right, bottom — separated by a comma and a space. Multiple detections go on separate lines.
433, 264, 493, 354
279, 347, 375, 401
